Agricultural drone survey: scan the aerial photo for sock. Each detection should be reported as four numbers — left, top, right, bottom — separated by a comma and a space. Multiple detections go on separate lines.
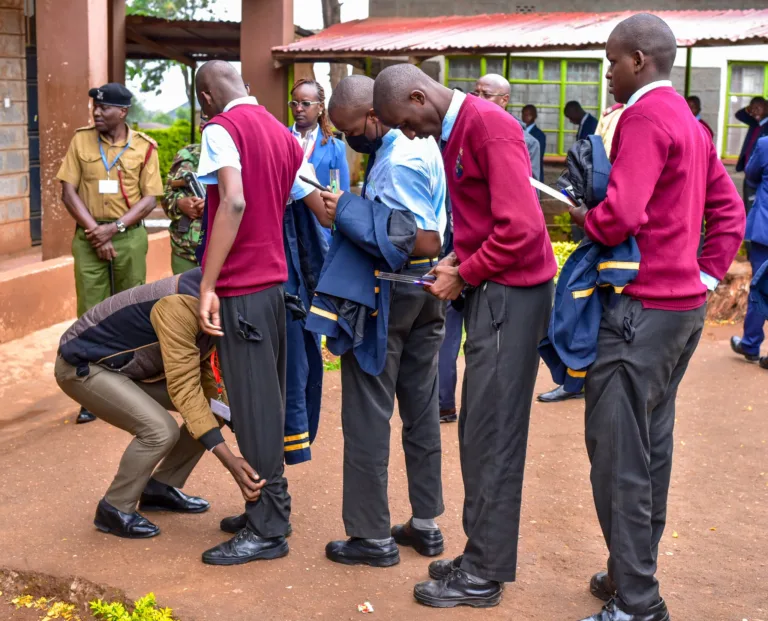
412, 517, 438, 530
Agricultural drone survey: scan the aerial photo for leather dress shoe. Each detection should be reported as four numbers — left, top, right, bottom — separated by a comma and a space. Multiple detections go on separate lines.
94, 498, 160, 539
440, 408, 458, 423
731, 336, 760, 362
579, 597, 670, 621
202, 528, 289, 566
139, 478, 209, 514
537, 385, 584, 403
220, 513, 293, 537
325, 537, 400, 567
428, 554, 463, 580
760, 356, 768, 370
413, 568, 503, 608
392, 519, 444, 556
76, 407, 97, 424
590, 571, 616, 601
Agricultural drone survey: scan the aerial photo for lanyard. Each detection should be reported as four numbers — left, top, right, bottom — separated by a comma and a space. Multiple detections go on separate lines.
98, 136, 131, 179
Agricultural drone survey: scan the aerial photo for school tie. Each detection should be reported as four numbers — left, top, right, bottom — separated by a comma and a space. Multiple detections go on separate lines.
361, 151, 376, 198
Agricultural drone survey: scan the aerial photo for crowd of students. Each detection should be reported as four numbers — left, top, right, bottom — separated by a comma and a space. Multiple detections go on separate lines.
54, 13, 749, 621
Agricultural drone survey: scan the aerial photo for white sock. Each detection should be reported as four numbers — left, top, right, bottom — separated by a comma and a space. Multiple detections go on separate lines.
412, 517, 438, 530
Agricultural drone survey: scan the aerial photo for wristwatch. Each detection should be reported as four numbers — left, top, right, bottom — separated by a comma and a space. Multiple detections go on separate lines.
115, 220, 127, 234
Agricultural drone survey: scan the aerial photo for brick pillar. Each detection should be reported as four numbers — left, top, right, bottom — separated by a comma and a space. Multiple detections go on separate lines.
240, 0, 293, 124
37, 0, 108, 260
0, 0, 30, 256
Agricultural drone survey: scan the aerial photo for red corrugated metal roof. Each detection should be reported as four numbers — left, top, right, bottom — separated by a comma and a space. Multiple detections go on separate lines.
272, 10, 768, 60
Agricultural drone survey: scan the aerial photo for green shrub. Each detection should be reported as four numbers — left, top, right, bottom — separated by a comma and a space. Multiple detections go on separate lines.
553, 211, 573, 240
552, 241, 578, 282
137, 120, 200, 180
90, 593, 178, 621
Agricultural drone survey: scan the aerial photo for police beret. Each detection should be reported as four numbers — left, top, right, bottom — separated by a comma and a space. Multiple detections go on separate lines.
89, 83, 133, 107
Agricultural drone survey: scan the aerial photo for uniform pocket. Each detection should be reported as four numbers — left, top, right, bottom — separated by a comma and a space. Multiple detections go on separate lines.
483, 281, 507, 331
79, 153, 105, 182
236, 313, 262, 342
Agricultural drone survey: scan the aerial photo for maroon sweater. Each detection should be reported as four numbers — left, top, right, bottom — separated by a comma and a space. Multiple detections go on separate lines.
586, 87, 744, 311
203, 104, 303, 297
444, 95, 557, 288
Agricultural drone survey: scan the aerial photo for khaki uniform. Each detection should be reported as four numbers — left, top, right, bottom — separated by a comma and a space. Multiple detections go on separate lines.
56, 126, 164, 317
162, 144, 203, 274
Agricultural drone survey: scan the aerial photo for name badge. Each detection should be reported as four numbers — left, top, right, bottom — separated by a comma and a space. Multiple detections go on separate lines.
211, 398, 231, 421
99, 179, 119, 195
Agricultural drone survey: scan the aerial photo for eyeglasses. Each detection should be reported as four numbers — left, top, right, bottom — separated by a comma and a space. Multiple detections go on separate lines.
288, 100, 322, 109
470, 91, 506, 100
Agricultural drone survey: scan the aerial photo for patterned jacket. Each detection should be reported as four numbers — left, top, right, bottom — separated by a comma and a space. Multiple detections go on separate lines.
162, 144, 203, 263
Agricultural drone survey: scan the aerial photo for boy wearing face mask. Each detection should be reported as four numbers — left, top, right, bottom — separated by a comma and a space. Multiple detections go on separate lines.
318, 75, 448, 568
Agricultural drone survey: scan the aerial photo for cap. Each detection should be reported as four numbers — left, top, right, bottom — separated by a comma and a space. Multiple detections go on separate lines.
89, 83, 133, 108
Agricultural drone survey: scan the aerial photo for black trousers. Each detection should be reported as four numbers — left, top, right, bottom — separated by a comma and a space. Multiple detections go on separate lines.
459, 280, 553, 583
217, 285, 290, 538
585, 296, 705, 613
340, 265, 446, 539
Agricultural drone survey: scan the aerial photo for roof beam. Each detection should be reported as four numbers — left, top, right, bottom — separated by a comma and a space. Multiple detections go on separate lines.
126, 26, 195, 67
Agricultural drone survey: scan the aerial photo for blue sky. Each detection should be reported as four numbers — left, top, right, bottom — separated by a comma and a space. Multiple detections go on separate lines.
129, 0, 369, 112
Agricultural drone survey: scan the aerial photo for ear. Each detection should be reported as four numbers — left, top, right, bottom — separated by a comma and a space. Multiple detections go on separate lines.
409, 89, 426, 106
633, 50, 646, 74
502, 95, 510, 108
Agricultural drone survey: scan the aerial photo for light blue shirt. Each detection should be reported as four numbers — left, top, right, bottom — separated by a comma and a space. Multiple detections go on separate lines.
197, 96, 316, 202
624, 80, 718, 291
441, 89, 467, 143
364, 129, 447, 243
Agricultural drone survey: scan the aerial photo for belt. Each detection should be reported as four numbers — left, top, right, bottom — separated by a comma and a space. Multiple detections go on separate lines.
77, 220, 143, 231
408, 257, 438, 267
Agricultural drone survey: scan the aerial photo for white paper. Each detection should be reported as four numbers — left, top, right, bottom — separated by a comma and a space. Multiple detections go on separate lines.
529, 177, 576, 207
99, 179, 119, 195
211, 398, 231, 421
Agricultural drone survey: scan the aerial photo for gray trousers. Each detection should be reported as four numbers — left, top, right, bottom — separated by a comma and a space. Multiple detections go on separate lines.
341, 265, 446, 539
54, 356, 205, 514
585, 296, 705, 613
459, 280, 553, 583
217, 285, 290, 539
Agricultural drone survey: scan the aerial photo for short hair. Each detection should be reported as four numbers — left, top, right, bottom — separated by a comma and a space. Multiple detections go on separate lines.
328, 75, 374, 114
373, 63, 432, 113
751, 96, 767, 106
611, 13, 678, 76
686, 95, 701, 107
564, 101, 582, 113
522, 104, 537, 114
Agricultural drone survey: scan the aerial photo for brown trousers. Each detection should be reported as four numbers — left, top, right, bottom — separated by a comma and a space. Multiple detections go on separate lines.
55, 356, 205, 513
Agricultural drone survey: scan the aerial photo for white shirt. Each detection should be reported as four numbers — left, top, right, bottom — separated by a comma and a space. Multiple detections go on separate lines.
625, 80, 673, 107
197, 95, 317, 201
441, 89, 467, 143
291, 124, 319, 161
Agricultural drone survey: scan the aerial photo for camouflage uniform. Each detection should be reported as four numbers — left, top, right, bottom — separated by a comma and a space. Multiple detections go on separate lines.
162, 144, 203, 274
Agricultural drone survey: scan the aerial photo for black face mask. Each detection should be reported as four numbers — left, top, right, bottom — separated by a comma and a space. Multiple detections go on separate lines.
345, 116, 383, 154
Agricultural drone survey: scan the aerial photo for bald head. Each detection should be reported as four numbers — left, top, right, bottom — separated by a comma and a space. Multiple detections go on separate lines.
373, 63, 453, 140
329, 75, 374, 116
473, 73, 510, 110
605, 13, 678, 104
196, 60, 248, 117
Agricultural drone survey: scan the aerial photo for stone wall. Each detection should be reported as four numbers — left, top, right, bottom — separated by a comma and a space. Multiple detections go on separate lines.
0, 0, 30, 255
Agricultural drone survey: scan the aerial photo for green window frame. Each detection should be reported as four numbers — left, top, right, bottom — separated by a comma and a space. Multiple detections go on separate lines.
722, 61, 768, 158
445, 55, 603, 156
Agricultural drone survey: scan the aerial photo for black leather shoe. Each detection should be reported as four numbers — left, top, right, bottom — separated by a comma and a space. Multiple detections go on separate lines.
428, 554, 463, 580
440, 409, 458, 423
590, 571, 616, 601
139, 478, 209, 514
94, 498, 160, 539
761, 356, 768, 370
414, 569, 503, 608
76, 407, 97, 424
220, 513, 293, 537
202, 528, 289, 566
392, 519, 444, 556
537, 385, 584, 403
731, 336, 760, 362
325, 537, 400, 567
579, 597, 670, 621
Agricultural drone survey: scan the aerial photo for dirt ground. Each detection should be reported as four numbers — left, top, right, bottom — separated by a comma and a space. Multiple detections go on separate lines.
0, 321, 766, 621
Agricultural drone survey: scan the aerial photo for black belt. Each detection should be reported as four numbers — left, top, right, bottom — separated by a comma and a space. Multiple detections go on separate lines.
78, 220, 143, 231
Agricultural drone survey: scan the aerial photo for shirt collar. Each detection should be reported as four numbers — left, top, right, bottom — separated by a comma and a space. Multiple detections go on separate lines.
524, 123, 535, 133
291, 124, 319, 141
441, 89, 467, 142
223, 95, 259, 113
626, 80, 673, 107
761, 117, 768, 127
99, 125, 134, 149
378, 128, 400, 152
695, 113, 702, 121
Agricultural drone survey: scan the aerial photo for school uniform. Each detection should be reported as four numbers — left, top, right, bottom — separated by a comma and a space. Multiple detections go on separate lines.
525, 123, 547, 181
582, 82, 744, 614
735, 109, 768, 213
441, 91, 557, 583
577, 112, 598, 140
339, 129, 447, 540
739, 136, 768, 356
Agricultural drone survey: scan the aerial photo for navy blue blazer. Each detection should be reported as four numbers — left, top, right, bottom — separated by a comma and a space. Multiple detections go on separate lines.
577, 114, 598, 141
746, 136, 768, 247
735, 108, 768, 173
750, 253, 768, 320
305, 192, 417, 376
528, 124, 547, 180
